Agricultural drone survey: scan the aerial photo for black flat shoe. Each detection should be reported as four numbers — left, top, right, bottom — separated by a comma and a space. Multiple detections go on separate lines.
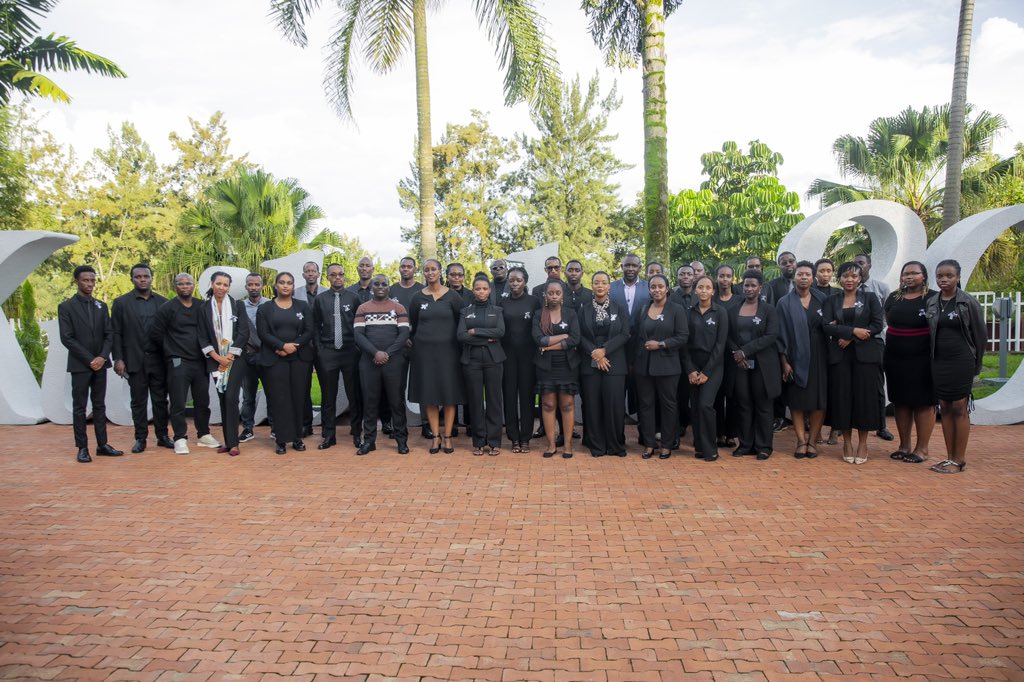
733, 448, 753, 457
903, 453, 927, 464
156, 435, 176, 449
356, 442, 375, 455
658, 451, 671, 459
694, 452, 705, 459
95, 444, 123, 457
756, 451, 772, 460
641, 450, 654, 459
704, 453, 719, 461
318, 437, 337, 450
397, 442, 409, 455
130, 439, 146, 453
292, 440, 306, 452
542, 450, 556, 458
275, 443, 286, 455
76, 448, 91, 463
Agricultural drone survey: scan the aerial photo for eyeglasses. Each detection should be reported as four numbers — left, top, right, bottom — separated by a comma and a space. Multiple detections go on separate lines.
370, 281, 389, 288
545, 265, 561, 271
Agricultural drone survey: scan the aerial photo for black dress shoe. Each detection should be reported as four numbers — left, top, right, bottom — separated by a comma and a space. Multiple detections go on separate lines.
756, 451, 772, 460
275, 442, 286, 455
876, 428, 895, 441
76, 448, 92, 463
352, 433, 362, 447
382, 421, 394, 436
421, 426, 434, 439
156, 435, 175, 449
704, 453, 719, 461
292, 440, 306, 452
396, 441, 409, 455
732, 447, 753, 457
532, 427, 545, 439
302, 426, 314, 438
131, 439, 146, 453
317, 437, 337, 450
694, 452, 705, 459
357, 442, 376, 455
95, 444, 123, 457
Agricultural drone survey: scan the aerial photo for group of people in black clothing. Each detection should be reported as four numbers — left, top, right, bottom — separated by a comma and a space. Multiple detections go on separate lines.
58, 248, 985, 474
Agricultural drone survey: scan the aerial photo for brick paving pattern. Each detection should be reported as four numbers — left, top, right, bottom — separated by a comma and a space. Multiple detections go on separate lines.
1, 422, 1022, 681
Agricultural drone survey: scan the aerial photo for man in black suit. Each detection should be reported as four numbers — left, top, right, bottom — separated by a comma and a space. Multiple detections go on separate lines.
311, 263, 363, 449
57, 265, 123, 463
111, 263, 172, 453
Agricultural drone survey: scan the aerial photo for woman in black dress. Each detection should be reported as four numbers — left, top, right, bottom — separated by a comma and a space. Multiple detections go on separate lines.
199, 272, 249, 457
256, 272, 314, 455
457, 274, 506, 456
532, 281, 581, 458
727, 270, 781, 460
634, 274, 687, 459
682, 276, 729, 461
500, 267, 537, 452
713, 264, 741, 448
579, 271, 630, 457
883, 261, 937, 464
823, 262, 884, 464
926, 259, 987, 474
777, 261, 828, 458
409, 259, 465, 454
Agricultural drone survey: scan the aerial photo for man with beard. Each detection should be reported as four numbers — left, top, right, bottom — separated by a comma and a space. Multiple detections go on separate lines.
564, 259, 592, 312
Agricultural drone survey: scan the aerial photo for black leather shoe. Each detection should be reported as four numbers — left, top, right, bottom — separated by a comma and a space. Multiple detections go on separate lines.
156, 435, 175, 449
95, 444, 123, 457
382, 421, 393, 436
275, 442, 286, 455
352, 433, 362, 447
76, 448, 92, 463
292, 440, 306, 452
302, 426, 314, 438
396, 441, 409, 455
130, 439, 146, 453
756, 451, 772, 460
694, 452, 705, 459
704, 453, 719, 461
318, 437, 337, 450
357, 442, 376, 455
876, 428, 895, 441
732, 447, 753, 457
421, 426, 434, 440
532, 427, 545, 439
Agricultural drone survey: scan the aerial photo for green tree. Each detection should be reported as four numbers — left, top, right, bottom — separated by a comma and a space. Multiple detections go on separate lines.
581, 0, 683, 268
166, 111, 252, 203
166, 167, 335, 284
397, 110, 522, 271
15, 280, 45, 381
942, 0, 974, 230
270, 0, 560, 261
0, 0, 125, 105
0, 106, 28, 230
669, 140, 803, 268
517, 74, 633, 273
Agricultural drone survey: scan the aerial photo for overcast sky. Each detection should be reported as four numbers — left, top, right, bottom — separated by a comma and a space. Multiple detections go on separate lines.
32, 0, 1024, 261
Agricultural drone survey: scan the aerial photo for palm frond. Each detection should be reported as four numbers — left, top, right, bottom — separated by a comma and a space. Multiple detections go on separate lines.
267, 0, 324, 47
475, 0, 560, 110
360, 0, 413, 74
323, 0, 365, 121
5, 66, 68, 103
0, 0, 59, 47
13, 35, 126, 77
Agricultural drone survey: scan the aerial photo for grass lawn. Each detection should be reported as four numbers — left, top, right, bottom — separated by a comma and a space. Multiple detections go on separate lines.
975, 352, 1021, 399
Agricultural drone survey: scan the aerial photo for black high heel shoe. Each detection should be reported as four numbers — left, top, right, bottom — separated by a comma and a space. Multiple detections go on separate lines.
429, 436, 441, 454
442, 436, 454, 454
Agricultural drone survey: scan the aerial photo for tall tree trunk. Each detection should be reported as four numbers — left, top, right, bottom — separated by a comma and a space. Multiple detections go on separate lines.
642, 0, 669, 267
942, 0, 974, 232
413, 0, 436, 260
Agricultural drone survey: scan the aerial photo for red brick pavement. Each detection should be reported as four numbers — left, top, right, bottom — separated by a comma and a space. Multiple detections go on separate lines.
1, 422, 1022, 681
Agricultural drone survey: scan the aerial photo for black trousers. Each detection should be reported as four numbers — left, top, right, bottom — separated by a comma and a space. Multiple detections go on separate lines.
502, 347, 535, 442
265, 359, 311, 444
239, 353, 271, 430
303, 359, 315, 435
675, 368, 691, 438
581, 372, 626, 456
126, 351, 169, 440
733, 367, 774, 453
715, 362, 739, 438
463, 361, 503, 448
317, 348, 362, 441
71, 370, 108, 448
690, 366, 723, 457
636, 373, 680, 448
167, 358, 210, 441
359, 356, 408, 446
214, 358, 246, 448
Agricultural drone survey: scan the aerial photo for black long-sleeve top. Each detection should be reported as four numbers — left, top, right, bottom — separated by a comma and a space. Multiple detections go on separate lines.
150, 297, 203, 361
256, 299, 315, 365
111, 290, 167, 369
310, 287, 362, 349
499, 293, 539, 352
353, 299, 410, 356
57, 294, 113, 372
457, 300, 506, 365
681, 302, 729, 375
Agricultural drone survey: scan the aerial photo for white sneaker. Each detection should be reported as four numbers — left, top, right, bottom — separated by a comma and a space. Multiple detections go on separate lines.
174, 439, 190, 455
196, 434, 221, 448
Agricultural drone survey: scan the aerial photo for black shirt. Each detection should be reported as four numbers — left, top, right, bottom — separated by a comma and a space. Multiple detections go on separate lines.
152, 298, 203, 360
670, 288, 694, 310
499, 293, 539, 351
389, 281, 424, 311
311, 287, 362, 348
565, 284, 593, 312
347, 282, 372, 304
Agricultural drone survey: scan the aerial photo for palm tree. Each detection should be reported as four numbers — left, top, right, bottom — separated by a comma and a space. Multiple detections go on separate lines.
0, 0, 125, 105
807, 104, 1005, 237
581, 0, 683, 267
269, 0, 559, 261
941, 0, 974, 230
166, 167, 335, 282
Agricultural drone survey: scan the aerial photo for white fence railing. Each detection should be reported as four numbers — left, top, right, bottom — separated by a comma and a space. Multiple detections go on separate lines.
971, 291, 1023, 353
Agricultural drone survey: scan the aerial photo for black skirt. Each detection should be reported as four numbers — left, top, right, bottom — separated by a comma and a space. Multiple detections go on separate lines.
536, 350, 578, 395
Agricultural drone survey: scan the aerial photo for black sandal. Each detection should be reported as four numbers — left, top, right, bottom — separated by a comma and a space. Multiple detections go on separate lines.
903, 453, 927, 464
805, 445, 818, 459
890, 450, 909, 460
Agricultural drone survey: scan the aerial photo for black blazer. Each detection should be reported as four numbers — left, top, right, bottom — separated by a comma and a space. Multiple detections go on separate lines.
633, 301, 688, 376
822, 290, 884, 365
457, 302, 506, 365
727, 299, 782, 400
578, 299, 630, 376
531, 305, 581, 372
111, 291, 167, 371
310, 287, 362, 366
255, 299, 315, 366
925, 288, 987, 375
57, 295, 112, 373
197, 297, 250, 373
681, 303, 729, 376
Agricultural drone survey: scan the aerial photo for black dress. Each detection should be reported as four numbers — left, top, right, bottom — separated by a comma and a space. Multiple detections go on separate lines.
787, 299, 828, 411
932, 299, 975, 401
828, 307, 881, 431
408, 289, 465, 405
884, 293, 934, 407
